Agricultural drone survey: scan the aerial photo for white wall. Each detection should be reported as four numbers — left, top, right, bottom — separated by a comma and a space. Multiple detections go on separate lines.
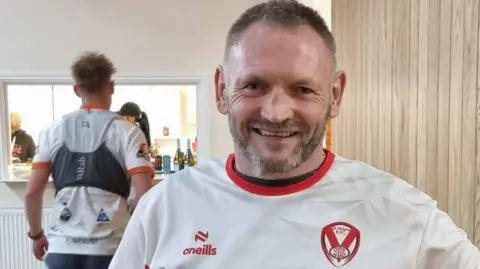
300, 0, 332, 29
0, 0, 331, 208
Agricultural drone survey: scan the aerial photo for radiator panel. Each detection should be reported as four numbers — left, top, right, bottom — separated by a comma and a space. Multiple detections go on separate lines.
0, 209, 52, 269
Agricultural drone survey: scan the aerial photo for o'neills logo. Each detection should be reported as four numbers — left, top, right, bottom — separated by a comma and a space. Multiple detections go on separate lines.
183, 231, 217, 256
183, 244, 217, 256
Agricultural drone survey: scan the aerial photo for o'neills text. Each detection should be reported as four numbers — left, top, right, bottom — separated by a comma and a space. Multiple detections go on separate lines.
183, 244, 217, 256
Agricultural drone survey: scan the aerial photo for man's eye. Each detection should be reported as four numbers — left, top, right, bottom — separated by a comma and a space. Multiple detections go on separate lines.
244, 83, 260, 91
296, 87, 314, 95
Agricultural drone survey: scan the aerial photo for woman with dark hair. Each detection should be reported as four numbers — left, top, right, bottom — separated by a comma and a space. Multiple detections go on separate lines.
118, 102, 151, 147
118, 102, 153, 215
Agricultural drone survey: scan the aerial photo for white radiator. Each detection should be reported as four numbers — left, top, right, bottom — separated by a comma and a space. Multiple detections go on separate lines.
0, 208, 52, 269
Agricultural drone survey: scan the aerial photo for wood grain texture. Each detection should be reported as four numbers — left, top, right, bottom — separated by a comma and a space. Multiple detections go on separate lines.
332, 0, 480, 246
449, 0, 464, 228
476, 0, 480, 248
437, 0, 452, 213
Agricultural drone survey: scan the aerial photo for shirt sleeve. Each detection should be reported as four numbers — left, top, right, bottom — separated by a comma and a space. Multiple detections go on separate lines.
416, 208, 480, 269
31, 128, 52, 171
123, 125, 154, 177
108, 196, 149, 269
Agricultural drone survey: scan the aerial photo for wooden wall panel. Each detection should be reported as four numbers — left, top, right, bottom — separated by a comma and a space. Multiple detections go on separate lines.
332, 0, 480, 246
408, 0, 419, 189
437, 0, 451, 217
449, 0, 464, 229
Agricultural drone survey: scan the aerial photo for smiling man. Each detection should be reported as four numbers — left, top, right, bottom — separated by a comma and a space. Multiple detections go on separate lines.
109, 1, 480, 268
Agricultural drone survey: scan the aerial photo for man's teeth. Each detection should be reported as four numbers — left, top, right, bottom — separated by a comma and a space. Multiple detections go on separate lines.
258, 130, 295, 137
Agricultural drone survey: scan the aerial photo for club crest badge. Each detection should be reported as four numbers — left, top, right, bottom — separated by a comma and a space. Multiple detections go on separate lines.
321, 222, 360, 267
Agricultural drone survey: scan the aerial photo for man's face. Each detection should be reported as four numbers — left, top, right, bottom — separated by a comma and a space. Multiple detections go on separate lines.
215, 22, 346, 174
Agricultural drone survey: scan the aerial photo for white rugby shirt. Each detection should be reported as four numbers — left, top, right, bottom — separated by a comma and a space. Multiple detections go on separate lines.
33, 105, 152, 256
109, 151, 479, 269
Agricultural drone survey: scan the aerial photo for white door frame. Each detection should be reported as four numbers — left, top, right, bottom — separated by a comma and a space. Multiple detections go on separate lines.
0, 74, 212, 181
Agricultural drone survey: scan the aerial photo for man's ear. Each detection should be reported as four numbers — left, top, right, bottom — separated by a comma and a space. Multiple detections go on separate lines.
73, 85, 81, 97
329, 70, 347, 119
214, 65, 228, 115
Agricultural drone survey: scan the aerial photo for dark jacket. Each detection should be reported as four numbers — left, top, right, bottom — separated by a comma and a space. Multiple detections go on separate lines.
11, 129, 36, 162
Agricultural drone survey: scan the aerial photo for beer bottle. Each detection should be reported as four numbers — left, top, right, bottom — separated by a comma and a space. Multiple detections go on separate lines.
185, 138, 196, 167
173, 139, 185, 171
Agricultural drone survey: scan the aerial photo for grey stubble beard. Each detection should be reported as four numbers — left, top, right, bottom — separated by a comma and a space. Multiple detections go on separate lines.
228, 109, 330, 174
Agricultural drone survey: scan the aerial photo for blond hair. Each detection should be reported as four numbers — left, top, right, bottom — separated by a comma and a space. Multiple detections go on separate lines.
71, 51, 116, 93
10, 112, 22, 131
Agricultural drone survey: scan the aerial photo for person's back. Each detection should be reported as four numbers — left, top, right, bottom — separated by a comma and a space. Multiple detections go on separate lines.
47, 108, 132, 255
24, 52, 153, 269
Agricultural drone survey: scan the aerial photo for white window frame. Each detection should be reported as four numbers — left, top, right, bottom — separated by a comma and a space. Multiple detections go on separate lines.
0, 75, 212, 181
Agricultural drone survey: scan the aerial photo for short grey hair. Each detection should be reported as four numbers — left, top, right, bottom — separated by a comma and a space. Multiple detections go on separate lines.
224, 0, 336, 67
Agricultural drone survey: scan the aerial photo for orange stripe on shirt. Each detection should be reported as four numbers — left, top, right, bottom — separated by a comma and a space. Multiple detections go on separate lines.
128, 166, 153, 176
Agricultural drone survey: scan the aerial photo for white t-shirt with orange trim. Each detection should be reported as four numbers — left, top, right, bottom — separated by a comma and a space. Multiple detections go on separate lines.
109, 151, 479, 269
32, 108, 153, 256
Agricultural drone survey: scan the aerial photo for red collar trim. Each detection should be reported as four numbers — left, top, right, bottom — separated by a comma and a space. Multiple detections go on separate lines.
226, 150, 335, 196
81, 104, 109, 111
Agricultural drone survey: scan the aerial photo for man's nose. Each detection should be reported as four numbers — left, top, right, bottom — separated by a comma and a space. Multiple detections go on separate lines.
261, 88, 294, 123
